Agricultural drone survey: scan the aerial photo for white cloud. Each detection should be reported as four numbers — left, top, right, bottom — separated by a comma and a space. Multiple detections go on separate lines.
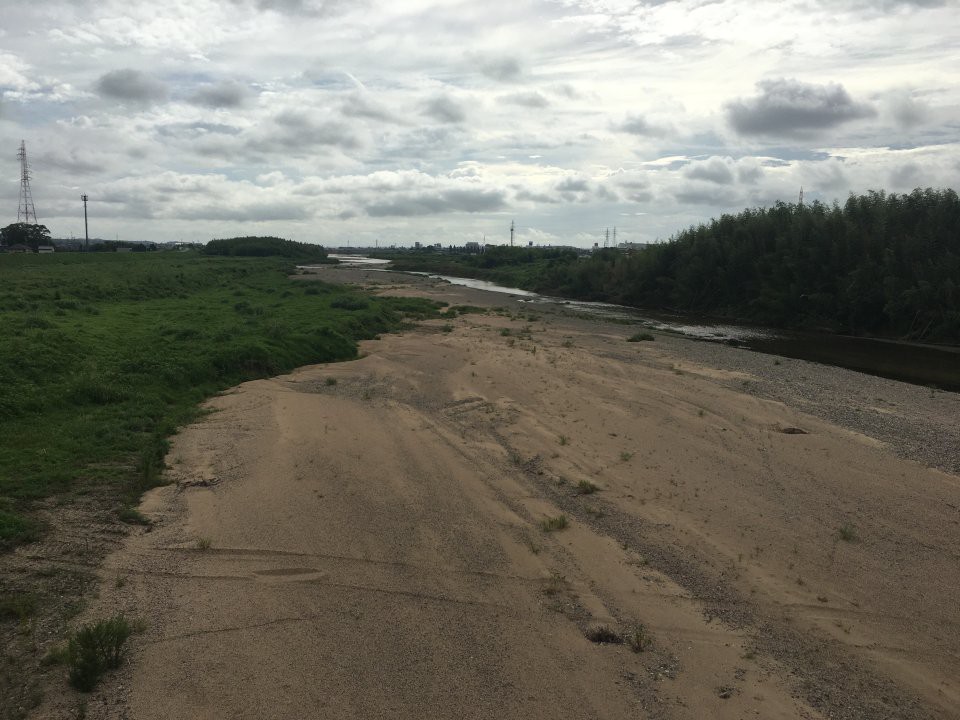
0, 0, 956, 246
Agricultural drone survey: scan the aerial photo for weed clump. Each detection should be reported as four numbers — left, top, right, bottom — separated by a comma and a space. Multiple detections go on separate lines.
574, 479, 598, 495
540, 514, 568, 532
625, 624, 652, 652
67, 615, 132, 691
838, 524, 858, 542
627, 332, 655, 342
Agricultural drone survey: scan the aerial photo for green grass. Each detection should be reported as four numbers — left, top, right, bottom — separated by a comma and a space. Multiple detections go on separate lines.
627, 331, 655, 342
0, 252, 439, 549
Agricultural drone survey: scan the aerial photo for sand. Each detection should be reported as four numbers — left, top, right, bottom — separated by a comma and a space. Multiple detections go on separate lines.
47, 267, 959, 719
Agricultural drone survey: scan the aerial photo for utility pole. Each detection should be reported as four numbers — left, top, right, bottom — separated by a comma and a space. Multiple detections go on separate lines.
613, 227, 617, 246
81, 194, 89, 251
510, 220, 514, 247
798, 187, 804, 206
17, 141, 38, 224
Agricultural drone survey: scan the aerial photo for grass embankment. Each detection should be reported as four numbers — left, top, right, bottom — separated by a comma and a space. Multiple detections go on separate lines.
0, 252, 438, 548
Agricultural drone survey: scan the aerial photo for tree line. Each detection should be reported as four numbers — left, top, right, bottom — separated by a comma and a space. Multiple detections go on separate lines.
390, 188, 960, 343
542, 188, 958, 342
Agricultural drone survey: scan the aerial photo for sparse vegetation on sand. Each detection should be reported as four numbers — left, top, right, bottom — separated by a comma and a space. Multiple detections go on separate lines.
627, 332, 655, 342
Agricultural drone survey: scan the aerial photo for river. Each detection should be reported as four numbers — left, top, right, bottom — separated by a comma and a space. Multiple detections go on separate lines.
323, 255, 960, 392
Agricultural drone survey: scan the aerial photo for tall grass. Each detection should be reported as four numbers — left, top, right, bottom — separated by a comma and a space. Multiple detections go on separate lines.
0, 252, 438, 547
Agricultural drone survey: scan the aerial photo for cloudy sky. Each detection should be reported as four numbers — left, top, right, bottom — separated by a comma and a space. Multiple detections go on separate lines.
1, 0, 958, 247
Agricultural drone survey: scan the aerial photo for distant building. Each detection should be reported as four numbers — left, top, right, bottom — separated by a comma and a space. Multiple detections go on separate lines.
37, 245, 55, 253
464, 241, 481, 253
4, 244, 31, 253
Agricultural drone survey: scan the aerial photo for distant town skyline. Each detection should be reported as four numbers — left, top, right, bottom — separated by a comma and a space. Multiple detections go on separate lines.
1, 0, 958, 247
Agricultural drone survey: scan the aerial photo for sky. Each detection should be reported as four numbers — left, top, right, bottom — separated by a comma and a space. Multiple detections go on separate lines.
0, 0, 958, 248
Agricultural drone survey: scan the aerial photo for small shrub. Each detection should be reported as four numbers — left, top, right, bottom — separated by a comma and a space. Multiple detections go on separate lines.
574, 479, 598, 495
557, 435, 569, 446
627, 332, 655, 342
619, 451, 633, 462
197, 536, 212, 551
540, 514, 568, 532
625, 624, 652, 652
68, 615, 132, 691
541, 571, 567, 597
838, 524, 858, 542
500, 328, 512, 337
441, 324, 454, 333
325, 377, 337, 386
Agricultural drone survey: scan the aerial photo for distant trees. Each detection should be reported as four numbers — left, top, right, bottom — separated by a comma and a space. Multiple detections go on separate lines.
202, 236, 330, 261
1, 223, 52, 250
536, 188, 960, 342
387, 188, 960, 343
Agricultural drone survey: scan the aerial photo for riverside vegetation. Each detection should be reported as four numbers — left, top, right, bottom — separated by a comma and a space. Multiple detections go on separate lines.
0, 248, 439, 709
383, 188, 960, 343
0, 250, 437, 547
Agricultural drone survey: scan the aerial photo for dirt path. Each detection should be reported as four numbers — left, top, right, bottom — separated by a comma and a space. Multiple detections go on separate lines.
46, 269, 959, 719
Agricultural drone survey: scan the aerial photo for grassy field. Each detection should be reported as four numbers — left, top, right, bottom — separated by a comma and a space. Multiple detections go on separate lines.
0, 251, 438, 548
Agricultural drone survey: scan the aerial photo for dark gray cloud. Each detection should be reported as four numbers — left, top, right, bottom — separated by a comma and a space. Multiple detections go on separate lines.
685, 157, 734, 184
889, 161, 922, 188
38, 149, 102, 175
365, 187, 506, 217
498, 91, 550, 108
615, 114, 667, 137
188, 82, 250, 109
675, 185, 740, 206
515, 188, 560, 204
478, 56, 523, 82
423, 95, 467, 124
247, 110, 361, 154
882, 89, 930, 129
726, 79, 875, 137
178, 201, 310, 221
556, 177, 590, 193
341, 92, 404, 124
95, 69, 168, 105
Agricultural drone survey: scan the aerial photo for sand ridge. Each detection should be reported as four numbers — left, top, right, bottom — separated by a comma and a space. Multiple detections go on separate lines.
49, 268, 959, 719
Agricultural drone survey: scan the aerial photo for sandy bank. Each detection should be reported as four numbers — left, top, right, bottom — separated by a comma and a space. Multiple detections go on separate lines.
46, 267, 959, 719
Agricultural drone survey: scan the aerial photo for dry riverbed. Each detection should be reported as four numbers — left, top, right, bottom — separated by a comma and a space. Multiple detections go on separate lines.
37, 267, 960, 719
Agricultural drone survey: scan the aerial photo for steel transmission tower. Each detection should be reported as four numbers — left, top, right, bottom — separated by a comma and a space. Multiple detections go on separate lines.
17, 141, 38, 224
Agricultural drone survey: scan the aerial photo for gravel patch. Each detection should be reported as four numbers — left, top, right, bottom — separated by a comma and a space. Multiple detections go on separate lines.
653, 332, 960, 474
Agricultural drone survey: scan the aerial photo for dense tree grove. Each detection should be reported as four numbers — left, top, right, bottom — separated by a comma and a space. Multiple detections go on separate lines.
203, 236, 329, 261
540, 188, 958, 341
1, 223, 52, 249
389, 188, 960, 343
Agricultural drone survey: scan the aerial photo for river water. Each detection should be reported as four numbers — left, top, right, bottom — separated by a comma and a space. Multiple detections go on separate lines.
323, 255, 960, 392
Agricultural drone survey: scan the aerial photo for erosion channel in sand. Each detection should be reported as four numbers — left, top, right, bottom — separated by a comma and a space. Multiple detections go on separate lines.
52, 266, 959, 719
